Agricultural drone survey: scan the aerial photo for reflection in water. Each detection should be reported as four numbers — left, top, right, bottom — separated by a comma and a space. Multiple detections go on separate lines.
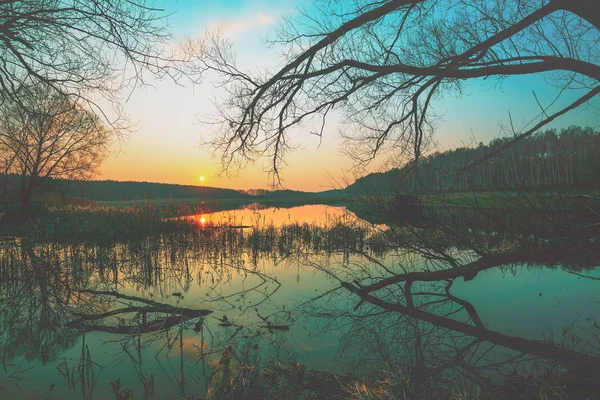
0, 204, 598, 399
187, 204, 358, 227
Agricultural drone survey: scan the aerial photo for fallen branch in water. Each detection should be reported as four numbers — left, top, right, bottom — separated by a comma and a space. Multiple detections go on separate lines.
74, 288, 212, 317
340, 281, 600, 371
67, 289, 212, 334
67, 316, 185, 334
359, 245, 600, 294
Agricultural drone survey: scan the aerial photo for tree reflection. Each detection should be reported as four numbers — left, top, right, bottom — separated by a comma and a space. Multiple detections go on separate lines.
0, 245, 84, 364
0, 199, 598, 398
292, 198, 600, 397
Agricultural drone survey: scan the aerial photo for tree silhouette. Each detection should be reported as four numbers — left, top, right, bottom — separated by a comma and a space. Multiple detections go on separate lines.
348, 126, 600, 194
0, 83, 112, 219
0, 0, 201, 123
204, 0, 599, 184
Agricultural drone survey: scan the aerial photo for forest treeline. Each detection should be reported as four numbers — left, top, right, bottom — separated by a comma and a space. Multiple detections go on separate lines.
0, 178, 249, 202
0, 177, 327, 203
62, 180, 251, 201
2, 126, 597, 207
348, 126, 600, 194
49, 181, 322, 202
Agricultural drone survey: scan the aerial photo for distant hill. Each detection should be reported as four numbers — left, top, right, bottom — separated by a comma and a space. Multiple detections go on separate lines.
347, 126, 600, 195
44, 178, 250, 202
254, 189, 332, 200
38, 179, 347, 203
4, 127, 596, 207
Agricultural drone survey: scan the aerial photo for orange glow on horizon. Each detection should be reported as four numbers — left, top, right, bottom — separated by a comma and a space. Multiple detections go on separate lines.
99, 145, 351, 192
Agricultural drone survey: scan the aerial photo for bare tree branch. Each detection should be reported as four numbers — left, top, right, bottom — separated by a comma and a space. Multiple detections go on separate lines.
202, 0, 599, 185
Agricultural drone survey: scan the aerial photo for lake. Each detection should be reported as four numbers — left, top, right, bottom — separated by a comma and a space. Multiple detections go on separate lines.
0, 203, 598, 399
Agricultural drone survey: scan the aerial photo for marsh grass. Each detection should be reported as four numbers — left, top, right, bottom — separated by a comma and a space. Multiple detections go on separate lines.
202, 357, 587, 400
3, 200, 213, 244
216, 359, 352, 400
1, 200, 598, 400
420, 189, 600, 210
1, 201, 384, 261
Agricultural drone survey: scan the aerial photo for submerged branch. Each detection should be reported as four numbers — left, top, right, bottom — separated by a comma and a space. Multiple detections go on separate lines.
341, 281, 600, 371
360, 246, 600, 294
67, 289, 212, 334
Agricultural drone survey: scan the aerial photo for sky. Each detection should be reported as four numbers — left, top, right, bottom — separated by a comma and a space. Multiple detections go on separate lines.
98, 0, 600, 192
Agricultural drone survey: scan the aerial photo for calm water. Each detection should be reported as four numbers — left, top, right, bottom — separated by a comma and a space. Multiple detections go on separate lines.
185, 203, 359, 226
0, 204, 598, 399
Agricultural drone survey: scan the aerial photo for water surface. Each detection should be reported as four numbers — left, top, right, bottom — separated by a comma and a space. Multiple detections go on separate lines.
1, 204, 598, 399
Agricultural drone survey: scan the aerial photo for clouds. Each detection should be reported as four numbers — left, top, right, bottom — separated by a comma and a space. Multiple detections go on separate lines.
210, 13, 275, 37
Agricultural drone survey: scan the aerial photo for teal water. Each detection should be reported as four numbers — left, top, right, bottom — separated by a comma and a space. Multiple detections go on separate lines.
0, 204, 598, 399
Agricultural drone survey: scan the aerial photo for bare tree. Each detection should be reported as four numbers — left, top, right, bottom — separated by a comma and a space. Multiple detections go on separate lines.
0, 1, 205, 219
0, 83, 112, 219
0, 0, 201, 122
203, 0, 599, 185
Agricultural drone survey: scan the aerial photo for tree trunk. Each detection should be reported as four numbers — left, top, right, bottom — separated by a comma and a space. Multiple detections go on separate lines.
17, 177, 36, 221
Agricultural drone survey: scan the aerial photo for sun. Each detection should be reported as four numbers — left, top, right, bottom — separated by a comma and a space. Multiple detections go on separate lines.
199, 176, 205, 182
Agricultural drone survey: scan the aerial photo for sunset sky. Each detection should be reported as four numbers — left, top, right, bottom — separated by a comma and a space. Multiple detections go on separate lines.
99, 0, 600, 192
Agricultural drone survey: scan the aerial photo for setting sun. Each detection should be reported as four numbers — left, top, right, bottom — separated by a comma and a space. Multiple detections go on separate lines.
199, 176, 205, 182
